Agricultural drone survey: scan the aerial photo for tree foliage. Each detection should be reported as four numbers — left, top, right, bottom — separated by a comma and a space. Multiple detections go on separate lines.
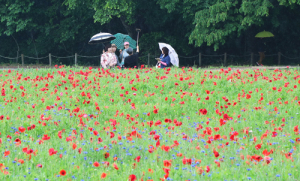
1, 0, 300, 66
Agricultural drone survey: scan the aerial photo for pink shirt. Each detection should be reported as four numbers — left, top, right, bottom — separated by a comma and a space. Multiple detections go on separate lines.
101, 52, 117, 69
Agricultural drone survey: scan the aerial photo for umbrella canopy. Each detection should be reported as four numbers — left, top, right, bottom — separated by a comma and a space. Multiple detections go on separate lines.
255, 31, 274, 38
110, 33, 137, 50
158, 42, 179, 67
89, 32, 116, 44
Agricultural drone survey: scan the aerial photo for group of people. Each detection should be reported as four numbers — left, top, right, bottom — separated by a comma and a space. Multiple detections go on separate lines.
100, 42, 171, 69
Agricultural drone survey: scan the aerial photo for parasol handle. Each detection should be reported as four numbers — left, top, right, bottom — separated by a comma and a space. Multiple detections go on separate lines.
136, 28, 141, 47
137, 31, 140, 45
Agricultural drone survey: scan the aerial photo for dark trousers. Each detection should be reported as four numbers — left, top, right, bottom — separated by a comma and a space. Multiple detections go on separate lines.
258, 52, 265, 65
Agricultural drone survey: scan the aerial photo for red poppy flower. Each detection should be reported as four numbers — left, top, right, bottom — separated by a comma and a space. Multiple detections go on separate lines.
36, 164, 43, 168
59, 169, 66, 176
271, 132, 278, 137
93, 130, 99, 136
31, 124, 36, 129
134, 156, 141, 162
215, 161, 220, 167
255, 144, 261, 150
199, 109, 207, 115
18, 159, 24, 164
42, 134, 50, 140
48, 148, 57, 156
246, 94, 251, 99
214, 134, 221, 140
15, 138, 21, 145
101, 173, 107, 179
206, 166, 210, 173
104, 152, 110, 159
72, 143, 77, 150
154, 120, 161, 126
154, 135, 160, 141
129, 174, 137, 181
213, 149, 219, 157
163, 160, 172, 167
4, 150, 10, 157
214, 127, 220, 132
18, 127, 25, 133
93, 161, 100, 167
163, 146, 170, 152
110, 132, 115, 138
294, 125, 299, 134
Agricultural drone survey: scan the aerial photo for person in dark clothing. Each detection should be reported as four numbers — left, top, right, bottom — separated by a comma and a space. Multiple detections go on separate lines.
124, 46, 139, 68
257, 38, 266, 66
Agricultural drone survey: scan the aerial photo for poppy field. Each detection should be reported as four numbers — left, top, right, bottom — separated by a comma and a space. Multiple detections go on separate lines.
0, 66, 300, 181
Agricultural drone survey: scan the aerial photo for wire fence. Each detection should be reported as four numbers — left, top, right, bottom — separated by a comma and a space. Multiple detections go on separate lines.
0, 52, 299, 67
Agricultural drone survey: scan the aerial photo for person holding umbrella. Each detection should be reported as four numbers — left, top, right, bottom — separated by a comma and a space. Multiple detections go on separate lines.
157, 47, 171, 68
119, 42, 130, 66
255, 31, 274, 66
257, 38, 266, 66
101, 44, 117, 69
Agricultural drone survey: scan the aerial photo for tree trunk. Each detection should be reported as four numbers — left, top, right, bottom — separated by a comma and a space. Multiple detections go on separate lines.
31, 32, 39, 64
11, 35, 20, 63
120, 16, 134, 38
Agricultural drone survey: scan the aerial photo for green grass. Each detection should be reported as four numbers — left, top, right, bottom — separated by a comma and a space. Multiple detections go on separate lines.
0, 66, 299, 180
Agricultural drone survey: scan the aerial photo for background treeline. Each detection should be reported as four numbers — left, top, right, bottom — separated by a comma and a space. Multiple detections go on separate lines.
1, 0, 300, 66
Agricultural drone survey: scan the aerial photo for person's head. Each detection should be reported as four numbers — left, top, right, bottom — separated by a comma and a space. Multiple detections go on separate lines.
124, 42, 130, 49
111, 44, 117, 53
105, 44, 112, 52
126, 47, 133, 55
162, 47, 169, 56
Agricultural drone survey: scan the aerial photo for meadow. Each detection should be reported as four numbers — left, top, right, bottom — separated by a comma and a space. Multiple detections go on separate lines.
0, 66, 299, 181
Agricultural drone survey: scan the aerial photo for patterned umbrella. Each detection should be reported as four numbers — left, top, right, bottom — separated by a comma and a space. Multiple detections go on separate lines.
158, 42, 179, 67
110, 33, 136, 50
89, 32, 116, 44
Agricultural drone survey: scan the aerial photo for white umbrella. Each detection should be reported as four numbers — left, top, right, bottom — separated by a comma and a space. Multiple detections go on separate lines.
158, 42, 179, 67
89, 32, 116, 44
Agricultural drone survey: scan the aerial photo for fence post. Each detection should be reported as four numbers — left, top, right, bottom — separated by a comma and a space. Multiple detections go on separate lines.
148, 53, 150, 67
278, 52, 281, 65
199, 53, 202, 68
251, 53, 254, 66
49, 53, 52, 67
224, 53, 227, 66
21, 54, 24, 66
75, 53, 78, 66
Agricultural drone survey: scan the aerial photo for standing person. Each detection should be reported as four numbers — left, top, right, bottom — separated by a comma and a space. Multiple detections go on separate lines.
119, 42, 130, 66
111, 44, 121, 67
257, 38, 266, 66
101, 44, 117, 69
158, 47, 171, 68
124, 46, 139, 68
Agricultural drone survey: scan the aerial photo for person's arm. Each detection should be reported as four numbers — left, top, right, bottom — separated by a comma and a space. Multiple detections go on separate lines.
119, 50, 123, 60
100, 54, 107, 69
111, 54, 117, 66
166, 56, 171, 66
160, 61, 167, 66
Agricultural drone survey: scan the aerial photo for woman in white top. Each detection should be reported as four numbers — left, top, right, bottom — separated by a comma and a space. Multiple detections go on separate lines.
101, 44, 117, 69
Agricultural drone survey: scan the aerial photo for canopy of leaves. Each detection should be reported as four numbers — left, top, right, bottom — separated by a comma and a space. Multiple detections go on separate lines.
1, 0, 300, 66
